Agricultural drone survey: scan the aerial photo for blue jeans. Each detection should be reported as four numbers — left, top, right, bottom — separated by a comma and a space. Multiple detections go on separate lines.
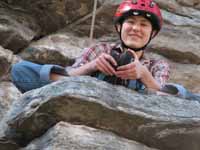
160, 83, 200, 102
11, 60, 68, 93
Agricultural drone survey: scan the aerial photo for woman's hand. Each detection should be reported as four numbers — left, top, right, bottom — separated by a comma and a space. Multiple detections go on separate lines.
92, 53, 117, 75
115, 50, 145, 80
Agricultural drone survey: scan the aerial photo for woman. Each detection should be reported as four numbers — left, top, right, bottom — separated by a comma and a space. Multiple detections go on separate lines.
11, 0, 200, 101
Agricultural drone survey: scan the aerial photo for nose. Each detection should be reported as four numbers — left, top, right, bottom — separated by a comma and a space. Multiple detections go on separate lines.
131, 23, 140, 32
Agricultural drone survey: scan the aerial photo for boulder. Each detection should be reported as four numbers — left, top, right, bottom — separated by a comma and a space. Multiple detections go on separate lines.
1, 0, 95, 35
1, 76, 200, 150
0, 82, 21, 122
176, 0, 200, 8
22, 121, 158, 150
0, 2, 41, 53
169, 63, 200, 93
0, 46, 21, 81
0, 138, 20, 150
19, 32, 89, 66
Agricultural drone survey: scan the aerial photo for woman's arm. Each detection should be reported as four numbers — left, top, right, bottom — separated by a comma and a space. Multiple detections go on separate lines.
50, 53, 117, 80
140, 66, 161, 90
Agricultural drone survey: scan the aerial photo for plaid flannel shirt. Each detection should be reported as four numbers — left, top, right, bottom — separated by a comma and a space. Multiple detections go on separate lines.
70, 42, 170, 87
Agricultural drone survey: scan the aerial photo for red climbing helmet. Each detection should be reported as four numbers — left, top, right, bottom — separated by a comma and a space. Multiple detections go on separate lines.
114, 0, 163, 36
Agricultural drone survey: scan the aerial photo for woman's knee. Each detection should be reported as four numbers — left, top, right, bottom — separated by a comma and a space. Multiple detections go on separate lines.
11, 61, 27, 80
11, 61, 42, 93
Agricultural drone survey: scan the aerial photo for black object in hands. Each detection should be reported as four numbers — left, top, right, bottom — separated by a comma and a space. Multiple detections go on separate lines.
111, 50, 135, 68
94, 49, 135, 86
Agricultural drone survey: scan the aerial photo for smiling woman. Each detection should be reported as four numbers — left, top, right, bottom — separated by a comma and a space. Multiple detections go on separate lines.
11, 0, 168, 94
10, 0, 199, 101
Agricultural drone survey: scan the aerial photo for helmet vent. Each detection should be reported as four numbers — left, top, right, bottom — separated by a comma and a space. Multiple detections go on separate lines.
150, 1, 155, 8
132, 0, 137, 4
141, 3, 145, 7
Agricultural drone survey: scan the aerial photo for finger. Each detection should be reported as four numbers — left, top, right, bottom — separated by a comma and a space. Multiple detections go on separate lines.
97, 60, 112, 75
116, 67, 137, 79
116, 68, 129, 77
106, 55, 117, 67
116, 72, 137, 80
127, 49, 139, 62
116, 72, 132, 80
98, 55, 116, 75
101, 57, 116, 75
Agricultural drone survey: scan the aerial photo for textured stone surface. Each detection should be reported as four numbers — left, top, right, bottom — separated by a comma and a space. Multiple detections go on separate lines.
0, 82, 21, 122
22, 122, 158, 150
1, 76, 200, 150
19, 32, 89, 66
1, 0, 94, 35
0, 46, 21, 81
149, 24, 200, 64
0, 2, 40, 52
0, 0, 199, 149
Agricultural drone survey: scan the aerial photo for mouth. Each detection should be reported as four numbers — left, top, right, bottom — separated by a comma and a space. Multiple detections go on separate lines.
128, 34, 142, 39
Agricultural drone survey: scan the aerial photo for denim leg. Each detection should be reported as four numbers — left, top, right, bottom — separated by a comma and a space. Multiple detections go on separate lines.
184, 92, 200, 102
128, 80, 145, 92
161, 83, 200, 102
11, 61, 51, 93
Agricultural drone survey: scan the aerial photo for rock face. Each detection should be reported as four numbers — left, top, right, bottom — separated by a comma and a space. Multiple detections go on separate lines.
22, 122, 158, 150
0, 82, 21, 121
149, 24, 200, 64
1, 0, 94, 35
19, 32, 88, 66
0, 2, 41, 53
1, 76, 200, 150
0, 0, 200, 150
0, 46, 21, 81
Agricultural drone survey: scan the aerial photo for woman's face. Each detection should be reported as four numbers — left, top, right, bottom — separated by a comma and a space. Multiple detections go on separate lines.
118, 15, 153, 49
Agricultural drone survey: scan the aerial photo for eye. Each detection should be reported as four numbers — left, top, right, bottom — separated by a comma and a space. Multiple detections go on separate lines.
126, 20, 135, 25
141, 21, 151, 27
141, 23, 148, 26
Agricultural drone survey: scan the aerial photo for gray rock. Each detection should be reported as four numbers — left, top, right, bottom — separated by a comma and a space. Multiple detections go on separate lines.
155, 0, 200, 17
0, 46, 21, 81
0, 81, 22, 150
177, 0, 200, 8
0, 138, 20, 150
0, 82, 21, 122
19, 32, 89, 66
0, 2, 41, 53
162, 9, 200, 27
22, 121, 158, 150
0, 47, 13, 79
1, 76, 200, 150
169, 63, 200, 93
149, 24, 200, 64
1, 0, 94, 35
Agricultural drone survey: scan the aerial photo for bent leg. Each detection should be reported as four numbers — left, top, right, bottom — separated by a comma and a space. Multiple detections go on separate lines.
161, 83, 200, 102
11, 61, 51, 93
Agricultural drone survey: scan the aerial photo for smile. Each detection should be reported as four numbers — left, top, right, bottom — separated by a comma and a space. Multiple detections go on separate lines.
128, 34, 142, 39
